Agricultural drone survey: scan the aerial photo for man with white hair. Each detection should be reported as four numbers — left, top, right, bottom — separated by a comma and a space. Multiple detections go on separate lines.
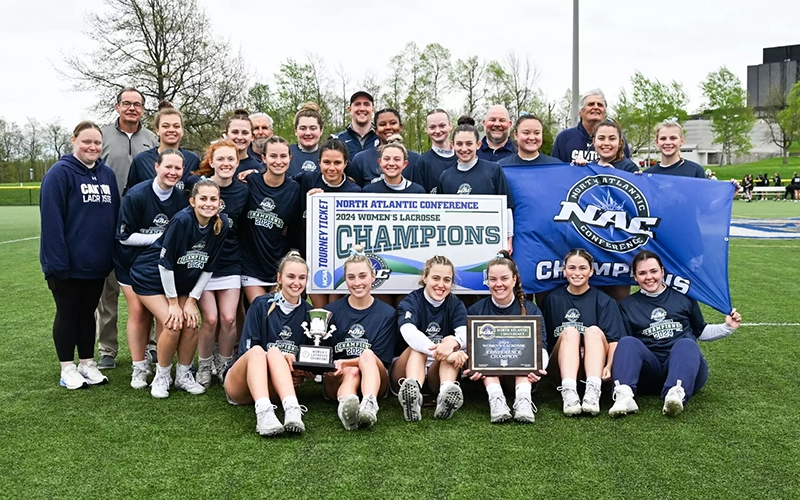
552, 89, 629, 163
477, 105, 516, 162
249, 112, 273, 160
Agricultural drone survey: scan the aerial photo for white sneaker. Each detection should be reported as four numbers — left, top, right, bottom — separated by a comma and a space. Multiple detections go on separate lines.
582, 381, 602, 416
434, 383, 464, 420
663, 380, 686, 416
558, 385, 582, 416
513, 396, 537, 423
337, 395, 360, 430
358, 395, 379, 428
256, 405, 285, 436
174, 371, 206, 395
398, 378, 423, 422
60, 364, 88, 390
216, 358, 231, 385
78, 361, 109, 386
284, 404, 307, 433
130, 365, 149, 390
150, 370, 171, 399
608, 381, 639, 418
196, 361, 212, 388
488, 392, 512, 423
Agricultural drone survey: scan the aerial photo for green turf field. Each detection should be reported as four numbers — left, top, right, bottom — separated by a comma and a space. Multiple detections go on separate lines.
1, 207, 798, 499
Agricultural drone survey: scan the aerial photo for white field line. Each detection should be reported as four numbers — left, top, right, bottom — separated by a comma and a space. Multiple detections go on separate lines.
0, 236, 39, 245
740, 323, 800, 327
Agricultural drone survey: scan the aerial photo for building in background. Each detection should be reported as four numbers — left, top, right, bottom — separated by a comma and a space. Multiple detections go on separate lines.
747, 44, 800, 110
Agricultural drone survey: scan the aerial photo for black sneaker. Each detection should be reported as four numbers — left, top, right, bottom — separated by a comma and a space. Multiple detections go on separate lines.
97, 355, 116, 370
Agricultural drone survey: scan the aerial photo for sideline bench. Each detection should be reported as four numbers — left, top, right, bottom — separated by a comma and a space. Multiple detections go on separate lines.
738, 186, 787, 200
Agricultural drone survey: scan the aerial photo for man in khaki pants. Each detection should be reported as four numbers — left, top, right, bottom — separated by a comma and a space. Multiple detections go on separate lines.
96, 87, 158, 369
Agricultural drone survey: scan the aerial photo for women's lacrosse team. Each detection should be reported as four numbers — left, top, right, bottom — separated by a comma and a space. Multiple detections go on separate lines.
39, 88, 741, 436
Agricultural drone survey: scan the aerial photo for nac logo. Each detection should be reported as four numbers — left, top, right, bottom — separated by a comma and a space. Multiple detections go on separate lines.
153, 213, 170, 227
301, 161, 317, 172
650, 308, 668, 323
553, 174, 661, 253
348, 324, 365, 339
191, 241, 206, 251
279, 326, 293, 340
456, 183, 472, 195
367, 253, 392, 289
259, 197, 276, 212
220, 198, 226, 212
564, 308, 581, 323
425, 322, 442, 338
478, 324, 496, 340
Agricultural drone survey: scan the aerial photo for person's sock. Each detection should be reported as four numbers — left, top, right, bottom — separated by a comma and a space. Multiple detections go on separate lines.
133, 360, 148, 371
486, 383, 503, 399
282, 396, 299, 410
440, 380, 454, 391
515, 382, 532, 400
255, 397, 272, 413
157, 363, 172, 376
587, 376, 602, 387
176, 363, 191, 379
561, 378, 577, 390
198, 356, 212, 367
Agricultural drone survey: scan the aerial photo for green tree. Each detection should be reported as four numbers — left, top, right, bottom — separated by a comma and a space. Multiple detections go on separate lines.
701, 67, 756, 164
614, 71, 689, 158
273, 57, 333, 139
761, 82, 800, 164
62, 0, 248, 150
420, 43, 452, 110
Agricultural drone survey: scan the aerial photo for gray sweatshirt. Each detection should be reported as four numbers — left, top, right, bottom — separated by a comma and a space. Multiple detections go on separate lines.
100, 119, 158, 193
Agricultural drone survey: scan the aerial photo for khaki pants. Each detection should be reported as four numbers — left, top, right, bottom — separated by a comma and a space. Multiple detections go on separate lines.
95, 271, 120, 358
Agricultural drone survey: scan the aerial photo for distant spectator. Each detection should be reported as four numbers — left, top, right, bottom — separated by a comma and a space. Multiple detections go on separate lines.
774, 172, 782, 187
742, 175, 753, 202
786, 172, 800, 201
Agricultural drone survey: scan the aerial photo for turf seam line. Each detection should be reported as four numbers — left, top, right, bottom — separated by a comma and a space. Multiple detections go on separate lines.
0, 236, 39, 245
741, 322, 800, 327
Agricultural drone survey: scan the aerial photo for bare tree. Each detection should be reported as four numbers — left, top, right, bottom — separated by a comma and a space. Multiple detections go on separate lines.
760, 84, 799, 164
45, 120, 72, 164
486, 53, 542, 119
421, 43, 452, 109
0, 118, 23, 164
450, 56, 488, 116
61, 0, 248, 149
21, 119, 44, 182
332, 64, 351, 133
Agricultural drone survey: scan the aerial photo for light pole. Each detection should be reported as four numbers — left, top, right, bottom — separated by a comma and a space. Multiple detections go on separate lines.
571, 0, 580, 127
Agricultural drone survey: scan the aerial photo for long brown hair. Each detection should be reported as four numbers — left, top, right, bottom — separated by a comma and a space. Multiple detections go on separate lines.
487, 250, 526, 314
190, 178, 223, 235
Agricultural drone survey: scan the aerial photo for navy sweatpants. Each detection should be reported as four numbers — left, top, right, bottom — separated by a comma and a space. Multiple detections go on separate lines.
611, 336, 708, 402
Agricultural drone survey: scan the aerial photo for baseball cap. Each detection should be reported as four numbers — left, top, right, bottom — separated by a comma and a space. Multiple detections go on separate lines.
349, 91, 374, 104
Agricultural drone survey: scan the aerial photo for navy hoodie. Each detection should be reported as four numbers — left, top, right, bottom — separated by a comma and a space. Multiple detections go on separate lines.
40, 154, 121, 280
552, 121, 630, 163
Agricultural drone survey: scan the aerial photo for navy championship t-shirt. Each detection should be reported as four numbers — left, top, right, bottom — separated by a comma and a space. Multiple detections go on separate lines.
130, 207, 229, 296
397, 289, 467, 348
413, 149, 457, 194
237, 293, 313, 358
115, 180, 188, 285
288, 144, 320, 178
239, 174, 302, 283
540, 285, 625, 352
619, 286, 707, 361
437, 159, 515, 209
325, 296, 397, 367
184, 176, 249, 277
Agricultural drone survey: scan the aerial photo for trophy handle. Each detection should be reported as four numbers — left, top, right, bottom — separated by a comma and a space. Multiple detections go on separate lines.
301, 321, 311, 338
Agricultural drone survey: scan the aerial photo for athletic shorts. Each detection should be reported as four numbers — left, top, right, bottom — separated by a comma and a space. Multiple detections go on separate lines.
241, 275, 275, 288
205, 275, 241, 291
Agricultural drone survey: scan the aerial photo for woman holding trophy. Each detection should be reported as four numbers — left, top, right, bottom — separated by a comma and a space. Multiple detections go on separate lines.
323, 245, 397, 430
223, 251, 312, 437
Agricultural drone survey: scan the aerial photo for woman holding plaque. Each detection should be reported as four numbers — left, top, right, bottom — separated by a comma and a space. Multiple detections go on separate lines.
608, 250, 741, 418
224, 251, 313, 436
324, 245, 397, 430
465, 251, 548, 424
391, 255, 468, 422
541, 249, 625, 416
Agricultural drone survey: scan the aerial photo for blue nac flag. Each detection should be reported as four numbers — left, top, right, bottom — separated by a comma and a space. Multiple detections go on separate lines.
504, 163, 734, 314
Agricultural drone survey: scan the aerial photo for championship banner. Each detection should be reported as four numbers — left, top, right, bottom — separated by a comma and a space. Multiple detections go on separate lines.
504, 163, 735, 313
306, 194, 507, 294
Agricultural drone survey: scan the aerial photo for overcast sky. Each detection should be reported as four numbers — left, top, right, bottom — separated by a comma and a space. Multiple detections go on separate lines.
1, 0, 798, 129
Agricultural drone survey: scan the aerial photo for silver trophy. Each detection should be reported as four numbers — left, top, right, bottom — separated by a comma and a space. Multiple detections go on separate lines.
301, 309, 336, 346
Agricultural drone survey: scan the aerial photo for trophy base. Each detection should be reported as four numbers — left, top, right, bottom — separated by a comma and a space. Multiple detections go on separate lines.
294, 345, 335, 375
293, 361, 336, 376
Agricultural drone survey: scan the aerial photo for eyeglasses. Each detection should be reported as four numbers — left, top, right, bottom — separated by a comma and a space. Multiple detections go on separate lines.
119, 101, 144, 109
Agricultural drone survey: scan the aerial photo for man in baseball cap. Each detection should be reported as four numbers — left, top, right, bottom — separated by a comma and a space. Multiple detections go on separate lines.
336, 91, 379, 160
